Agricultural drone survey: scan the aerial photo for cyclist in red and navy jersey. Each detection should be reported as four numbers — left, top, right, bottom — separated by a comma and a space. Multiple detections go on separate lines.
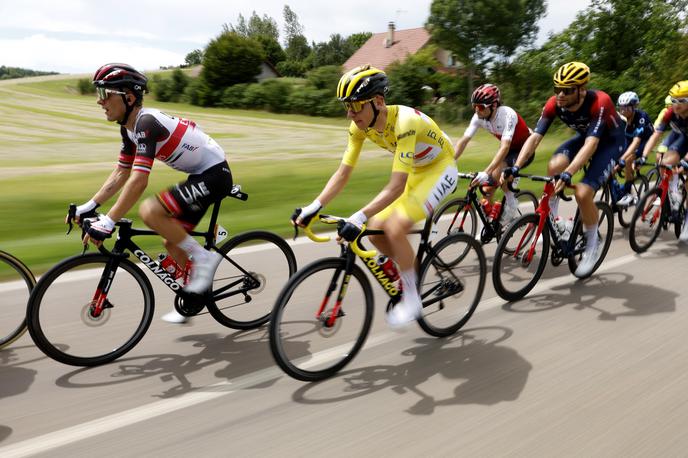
507, 62, 624, 277
638, 81, 688, 241
454, 83, 533, 224
71, 63, 230, 323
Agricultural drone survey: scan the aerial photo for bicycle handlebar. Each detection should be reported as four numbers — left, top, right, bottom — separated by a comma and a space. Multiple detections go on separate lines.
512, 173, 574, 201
299, 214, 377, 258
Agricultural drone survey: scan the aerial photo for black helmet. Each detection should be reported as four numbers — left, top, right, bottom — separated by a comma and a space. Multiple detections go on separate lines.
93, 63, 148, 94
337, 65, 389, 102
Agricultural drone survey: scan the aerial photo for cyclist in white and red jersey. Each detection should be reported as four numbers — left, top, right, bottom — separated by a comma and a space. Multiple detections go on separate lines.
454, 83, 532, 223
71, 63, 230, 323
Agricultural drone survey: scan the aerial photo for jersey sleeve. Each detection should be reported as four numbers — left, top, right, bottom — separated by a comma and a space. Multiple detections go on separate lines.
392, 113, 418, 174
118, 126, 136, 169
341, 122, 367, 168
586, 92, 615, 138
654, 107, 673, 132
462, 114, 481, 138
131, 113, 169, 175
533, 97, 557, 135
500, 107, 518, 142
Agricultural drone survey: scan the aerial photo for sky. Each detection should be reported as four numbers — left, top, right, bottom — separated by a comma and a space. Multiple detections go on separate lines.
0, 0, 591, 74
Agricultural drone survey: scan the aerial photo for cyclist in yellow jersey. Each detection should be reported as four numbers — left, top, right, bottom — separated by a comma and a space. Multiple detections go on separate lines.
292, 65, 457, 327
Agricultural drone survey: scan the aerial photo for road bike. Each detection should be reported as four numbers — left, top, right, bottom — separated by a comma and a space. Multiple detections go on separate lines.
595, 163, 648, 228
628, 165, 687, 253
0, 250, 36, 349
492, 174, 614, 302
431, 172, 538, 243
27, 185, 297, 366
269, 214, 487, 382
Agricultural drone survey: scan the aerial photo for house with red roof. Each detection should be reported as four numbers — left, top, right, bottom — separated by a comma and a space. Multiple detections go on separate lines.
343, 22, 459, 73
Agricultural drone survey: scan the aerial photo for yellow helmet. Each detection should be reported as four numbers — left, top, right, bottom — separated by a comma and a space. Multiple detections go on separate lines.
553, 62, 590, 87
669, 81, 688, 99
337, 65, 389, 102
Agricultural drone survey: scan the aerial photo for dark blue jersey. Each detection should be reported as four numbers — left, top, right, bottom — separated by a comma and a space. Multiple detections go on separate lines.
623, 109, 654, 143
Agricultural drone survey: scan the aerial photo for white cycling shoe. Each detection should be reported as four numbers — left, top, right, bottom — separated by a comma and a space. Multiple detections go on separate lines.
161, 309, 188, 324
500, 204, 520, 226
617, 193, 637, 208
184, 251, 222, 294
386, 294, 422, 328
574, 239, 603, 278
679, 219, 688, 243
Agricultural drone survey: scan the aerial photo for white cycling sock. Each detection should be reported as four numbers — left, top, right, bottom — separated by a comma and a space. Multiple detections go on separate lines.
178, 235, 207, 260
584, 225, 599, 252
670, 174, 679, 193
549, 196, 560, 218
399, 269, 419, 299
505, 190, 518, 209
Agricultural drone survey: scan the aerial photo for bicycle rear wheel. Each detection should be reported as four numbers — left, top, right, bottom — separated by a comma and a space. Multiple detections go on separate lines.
27, 253, 154, 366
492, 213, 550, 302
417, 233, 486, 337
0, 251, 35, 349
269, 258, 373, 382
567, 201, 614, 278
629, 187, 664, 253
432, 197, 478, 240
206, 231, 296, 330
617, 174, 649, 228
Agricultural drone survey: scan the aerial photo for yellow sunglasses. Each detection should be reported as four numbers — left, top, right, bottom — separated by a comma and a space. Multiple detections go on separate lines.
342, 99, 373, 113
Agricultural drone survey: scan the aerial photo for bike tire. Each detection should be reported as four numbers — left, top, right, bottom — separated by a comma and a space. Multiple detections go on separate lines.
673, 187, 687, 239
206, 230, 297, 330
0, 250, 35, 349
417, 233, 486, 337
269, 258, 373, 382
432, 197, 478, 240
27, 253, 155, 366
629, 187, 664, 253
492, 213, 550, 302
567, 201, 614, 278
617, 174, 649, 228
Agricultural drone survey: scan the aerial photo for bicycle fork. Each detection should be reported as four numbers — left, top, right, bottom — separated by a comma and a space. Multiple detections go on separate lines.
315, 266, 349, 328
88, 257, 120, 318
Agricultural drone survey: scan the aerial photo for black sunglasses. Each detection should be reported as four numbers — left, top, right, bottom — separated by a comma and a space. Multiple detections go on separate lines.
553, 86, 578, 95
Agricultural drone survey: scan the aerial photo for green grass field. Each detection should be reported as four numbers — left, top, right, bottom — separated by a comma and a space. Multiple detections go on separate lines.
0, 75, 570, 274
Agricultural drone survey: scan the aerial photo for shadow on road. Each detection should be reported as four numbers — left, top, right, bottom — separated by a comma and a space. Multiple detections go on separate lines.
291, 326, 532, 415
0, 347, 38, 443
503, 272, 678, 320
54, 327, 287, 398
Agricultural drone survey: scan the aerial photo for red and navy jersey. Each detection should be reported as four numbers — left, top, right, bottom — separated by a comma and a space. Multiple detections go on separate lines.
534, 90, 623, 139
655, 107, 688, 136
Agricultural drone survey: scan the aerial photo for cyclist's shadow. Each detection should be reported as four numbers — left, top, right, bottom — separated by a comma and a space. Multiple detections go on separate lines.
504, 272, 678, 320
0, 347, 38, 443
291, 326, 532, 415
55, 328, 304, 399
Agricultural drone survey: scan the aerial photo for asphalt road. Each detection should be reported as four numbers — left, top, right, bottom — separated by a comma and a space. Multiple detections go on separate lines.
1, 213, 688, 457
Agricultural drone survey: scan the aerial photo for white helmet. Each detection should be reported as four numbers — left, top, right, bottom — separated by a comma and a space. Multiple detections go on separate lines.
617, 91, 640, 107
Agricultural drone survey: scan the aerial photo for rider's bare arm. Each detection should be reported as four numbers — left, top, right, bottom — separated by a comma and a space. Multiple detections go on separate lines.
106, 171, 149, 222
622, 137, 642, 161
454, 135, 471, 161
315, 163, 353, 208
513, 133, 543, 169
640, 130, 663, 159
91, 166, 132, 206
486, 137, 513, 174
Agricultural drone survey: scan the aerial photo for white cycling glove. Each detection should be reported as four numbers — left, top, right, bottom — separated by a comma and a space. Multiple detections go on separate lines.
347, 210, 368, 229
76, 199, 99, 217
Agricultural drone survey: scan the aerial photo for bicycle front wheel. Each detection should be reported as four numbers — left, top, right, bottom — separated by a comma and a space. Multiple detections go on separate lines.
492, 213, 550, 302
206, 231, 297, 330
417, 233, 486, 337
432, 197, 478, 240
269, 258, 374, 382
567, 201, 614, 277
27, 253, 154, 366
629, 187, 663, 253
617, 174, 649, 228
0, 251, 35, 349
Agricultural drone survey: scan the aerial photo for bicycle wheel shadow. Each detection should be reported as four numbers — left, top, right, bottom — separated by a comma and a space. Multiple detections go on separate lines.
291, 326, 532, 415
0, 347, 38, 443
54, 327, 294, 399
503, 272, 678, 320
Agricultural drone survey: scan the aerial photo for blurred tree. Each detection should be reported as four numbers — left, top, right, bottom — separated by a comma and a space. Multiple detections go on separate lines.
201, 31, 265, 91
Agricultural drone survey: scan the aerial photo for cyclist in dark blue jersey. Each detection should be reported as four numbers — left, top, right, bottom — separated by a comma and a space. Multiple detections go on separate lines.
507, 62, 625, 278
616, 91, 654, 206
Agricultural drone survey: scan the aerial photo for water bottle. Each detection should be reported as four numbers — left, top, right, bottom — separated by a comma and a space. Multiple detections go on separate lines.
158, 253, 184, 280
489, 202, 502, 221
479, 198, 492, 217
376, 255, 399, 282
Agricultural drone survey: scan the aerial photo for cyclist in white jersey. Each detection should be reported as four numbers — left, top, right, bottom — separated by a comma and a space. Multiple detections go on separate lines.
71, 63, 230, 323
454, 84, 533, 223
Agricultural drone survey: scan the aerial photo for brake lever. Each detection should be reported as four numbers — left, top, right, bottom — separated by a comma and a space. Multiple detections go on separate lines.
66, 203, 77, 235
